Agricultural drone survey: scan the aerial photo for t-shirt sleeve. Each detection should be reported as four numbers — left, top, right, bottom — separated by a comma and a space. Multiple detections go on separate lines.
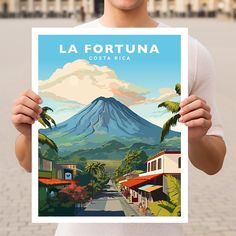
190, 40, 224, 138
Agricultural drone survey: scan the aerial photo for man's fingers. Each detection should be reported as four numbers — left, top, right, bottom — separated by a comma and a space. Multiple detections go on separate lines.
185, 118, 212, 128
12, 114, 35, 125
14, 96, 42, 114
179, 108, 211, 123
179, 99, 210, 115
13, 105, 40, 121
21, 89, 42, 104
180, 95, 206, 108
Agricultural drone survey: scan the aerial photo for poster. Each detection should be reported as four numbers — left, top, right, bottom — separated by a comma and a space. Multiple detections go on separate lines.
32, 28, 188, 223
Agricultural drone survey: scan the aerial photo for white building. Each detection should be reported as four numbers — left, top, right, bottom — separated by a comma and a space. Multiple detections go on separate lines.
0, 0, 235, 18
139, 150, 181, 176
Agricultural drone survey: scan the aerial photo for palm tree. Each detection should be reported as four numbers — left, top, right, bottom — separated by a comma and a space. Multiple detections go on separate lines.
148, 175, 181, 216
158, 83, 181, 142
38, 106, 58, 153
85, 162, 106, 198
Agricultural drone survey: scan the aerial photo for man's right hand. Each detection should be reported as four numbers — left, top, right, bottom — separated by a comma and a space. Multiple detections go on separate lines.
12, 89, 43, 137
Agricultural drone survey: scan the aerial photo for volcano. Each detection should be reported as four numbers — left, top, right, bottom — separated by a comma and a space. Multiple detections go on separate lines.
40, 97, 180, 156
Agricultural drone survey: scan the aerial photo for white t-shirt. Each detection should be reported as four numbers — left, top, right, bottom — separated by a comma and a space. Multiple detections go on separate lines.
55, 18, 224, 236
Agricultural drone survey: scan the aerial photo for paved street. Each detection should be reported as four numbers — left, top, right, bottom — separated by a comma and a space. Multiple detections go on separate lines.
0, 18, 236, 236
77, 180, 126, 216
76, 180, 138, 216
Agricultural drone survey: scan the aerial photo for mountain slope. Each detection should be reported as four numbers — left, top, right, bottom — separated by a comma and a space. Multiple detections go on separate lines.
40, 97, 180, 156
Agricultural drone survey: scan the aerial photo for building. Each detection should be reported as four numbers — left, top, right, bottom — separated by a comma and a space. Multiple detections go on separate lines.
0, 0, 104, 18
38, 156, 79, 210
0, 0, 235, 18
120, 151, 181, 210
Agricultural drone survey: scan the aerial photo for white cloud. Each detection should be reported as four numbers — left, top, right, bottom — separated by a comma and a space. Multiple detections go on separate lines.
151, 88, 178, 103
39, 59, 149, 106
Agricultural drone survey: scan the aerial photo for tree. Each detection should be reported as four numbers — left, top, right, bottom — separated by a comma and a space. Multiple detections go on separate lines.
38, 106, 58, 153
158, 83, 181, 142
114, 150, 148, 178
148, 175, 181, 216
84, 161, 107, 197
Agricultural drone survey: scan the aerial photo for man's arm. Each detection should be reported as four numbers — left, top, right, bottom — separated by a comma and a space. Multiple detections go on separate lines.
189, 135, 226, 175
15, 134, 32, 172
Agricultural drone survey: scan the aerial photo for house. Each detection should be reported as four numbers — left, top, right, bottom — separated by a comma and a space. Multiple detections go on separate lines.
120, 151, 181, 209
38, 157, 79, 210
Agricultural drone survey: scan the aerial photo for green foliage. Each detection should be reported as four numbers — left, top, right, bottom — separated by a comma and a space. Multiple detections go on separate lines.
114, 150, 148, 178
148, 175, 181, 216
39, 106, 56, 129
175, 83, 181, 95
158, 83, 181, 143
38, 133, 58, 153
38, 106, 58, 152
160, 114, 180, 143
158, 101, 180, 113
166, 174, 180, 206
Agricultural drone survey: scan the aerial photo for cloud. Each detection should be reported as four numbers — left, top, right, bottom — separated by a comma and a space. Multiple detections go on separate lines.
151, 88, 178, 103
39, 60, 149, 106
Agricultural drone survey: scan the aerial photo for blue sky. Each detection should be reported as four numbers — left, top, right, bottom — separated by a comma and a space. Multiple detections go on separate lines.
38, 34, 181, 130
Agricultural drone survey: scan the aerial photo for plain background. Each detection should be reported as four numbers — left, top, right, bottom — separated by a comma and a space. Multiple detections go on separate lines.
0, 18, 235, 236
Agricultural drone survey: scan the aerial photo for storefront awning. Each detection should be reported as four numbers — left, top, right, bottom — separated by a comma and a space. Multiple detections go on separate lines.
39, 178, 77, 186
138, 184, 154, 191
121, 174, 162, 188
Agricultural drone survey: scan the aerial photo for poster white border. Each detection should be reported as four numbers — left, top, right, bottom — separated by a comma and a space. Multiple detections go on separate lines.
32, 27, 188, 224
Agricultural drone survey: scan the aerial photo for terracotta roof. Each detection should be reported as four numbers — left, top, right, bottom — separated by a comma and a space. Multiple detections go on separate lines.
121, 174, 162, 188
146, 151, 181, 162
39, 178, 78, 185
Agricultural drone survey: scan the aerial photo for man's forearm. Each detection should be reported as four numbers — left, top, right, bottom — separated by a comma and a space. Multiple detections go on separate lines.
188, 135, 226, 175
15, 134, 32, 172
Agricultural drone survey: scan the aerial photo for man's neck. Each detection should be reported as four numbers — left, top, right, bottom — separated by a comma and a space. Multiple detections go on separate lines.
100, 1, 158, 28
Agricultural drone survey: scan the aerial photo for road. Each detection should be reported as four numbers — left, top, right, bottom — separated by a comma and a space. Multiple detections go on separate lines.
76, 180, 138, 216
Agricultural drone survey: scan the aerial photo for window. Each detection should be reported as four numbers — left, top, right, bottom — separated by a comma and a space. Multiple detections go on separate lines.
157, 158, 162, 170
42, 159, 52, 171
153, 160, 156, 170
150, 161, 157, 171
148, 162, 151, 172
178, 157, 181, 168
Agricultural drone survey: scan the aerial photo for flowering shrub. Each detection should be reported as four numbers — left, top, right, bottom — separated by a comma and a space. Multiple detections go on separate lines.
58, 184, 89, 206
123, 189, 130, 199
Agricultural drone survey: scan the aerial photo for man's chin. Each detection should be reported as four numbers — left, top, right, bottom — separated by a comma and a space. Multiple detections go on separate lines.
109, 0, 145, 11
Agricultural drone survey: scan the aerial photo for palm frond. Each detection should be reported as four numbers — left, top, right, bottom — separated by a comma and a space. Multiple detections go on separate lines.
38, 132, 58, 152
165, 174, 181, 206
44, 114, 56, 127
42, 106, 53, 113
158, 101, 180, 113
38, 118, 46, 127
175, 83, 181, 96
160, 114, 180, 142
149, 200, 175, 216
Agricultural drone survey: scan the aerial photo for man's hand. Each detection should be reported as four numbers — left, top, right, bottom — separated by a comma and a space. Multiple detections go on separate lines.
12, 89, 43, 137
179, 95, 212, 143
179, 95, 226, 175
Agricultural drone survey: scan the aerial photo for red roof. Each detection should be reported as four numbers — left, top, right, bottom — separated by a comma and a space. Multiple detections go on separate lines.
121, 174, 162, 188
39, 178, 78, 185
146, 151, 181, 162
